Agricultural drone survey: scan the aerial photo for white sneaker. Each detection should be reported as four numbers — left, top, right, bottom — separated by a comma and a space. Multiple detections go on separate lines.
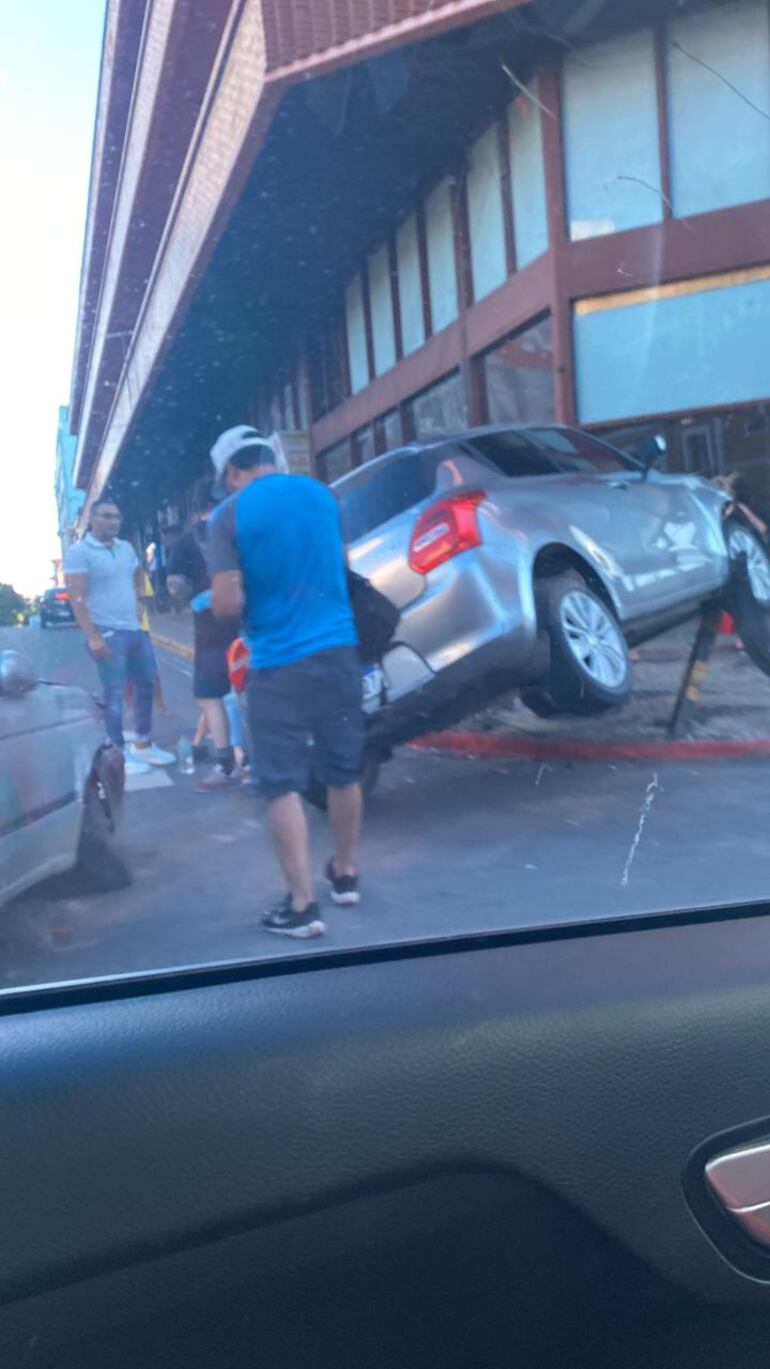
128, 742, 176, 767
124, 756, 151, 777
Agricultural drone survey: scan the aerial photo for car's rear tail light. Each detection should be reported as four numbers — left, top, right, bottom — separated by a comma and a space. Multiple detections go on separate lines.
408, 490, 485, 575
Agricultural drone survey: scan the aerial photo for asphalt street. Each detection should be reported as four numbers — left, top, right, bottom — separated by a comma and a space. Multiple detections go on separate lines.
2, 621, 770, 992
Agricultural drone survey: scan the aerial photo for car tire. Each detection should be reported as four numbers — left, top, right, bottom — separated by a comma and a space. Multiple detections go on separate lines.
304, 749, 383, 812
523, 572, 631, 718
722, 517, 770, 677
75, 769, 132, 894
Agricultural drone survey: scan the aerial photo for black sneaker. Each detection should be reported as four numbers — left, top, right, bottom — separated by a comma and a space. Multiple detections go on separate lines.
262, 897, 326, 939
324, 859, 361, 907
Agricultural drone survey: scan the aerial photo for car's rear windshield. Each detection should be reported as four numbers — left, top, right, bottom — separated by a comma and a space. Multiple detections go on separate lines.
336, 449, 455, 544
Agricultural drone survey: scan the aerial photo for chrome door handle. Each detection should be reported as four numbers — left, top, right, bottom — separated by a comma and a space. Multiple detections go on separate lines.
706, 1139, 770, 1245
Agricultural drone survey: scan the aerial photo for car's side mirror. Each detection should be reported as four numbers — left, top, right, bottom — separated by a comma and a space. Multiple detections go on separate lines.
634, 434, 666, 480
0, 650, 37, 697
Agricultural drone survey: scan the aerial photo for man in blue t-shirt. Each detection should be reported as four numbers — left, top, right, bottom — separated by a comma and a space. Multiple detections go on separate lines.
206, 425, 364, 939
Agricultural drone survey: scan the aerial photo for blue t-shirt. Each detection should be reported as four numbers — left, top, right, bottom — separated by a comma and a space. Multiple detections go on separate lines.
206, 474, 357, 669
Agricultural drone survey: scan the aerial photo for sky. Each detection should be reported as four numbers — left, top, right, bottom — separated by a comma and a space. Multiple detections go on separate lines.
0, 0, 105, 597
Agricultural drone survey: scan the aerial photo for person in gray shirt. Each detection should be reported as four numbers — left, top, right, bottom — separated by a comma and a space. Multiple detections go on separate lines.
64, 497, 174, 773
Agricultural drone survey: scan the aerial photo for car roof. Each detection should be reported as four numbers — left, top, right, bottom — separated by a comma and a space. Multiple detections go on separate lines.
331, 422, 577, 491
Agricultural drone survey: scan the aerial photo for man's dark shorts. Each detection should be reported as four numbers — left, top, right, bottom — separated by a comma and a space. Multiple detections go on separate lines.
192, 610, 238, 700
247, 646, 364, 800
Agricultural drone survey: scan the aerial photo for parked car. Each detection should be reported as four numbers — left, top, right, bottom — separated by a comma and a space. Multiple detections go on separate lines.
39, 586, 76, 627
0, 649, 128, 907
325, 424, 770, 794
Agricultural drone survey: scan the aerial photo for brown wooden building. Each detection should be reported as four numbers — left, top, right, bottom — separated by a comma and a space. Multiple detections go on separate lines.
70, 0, 770, 535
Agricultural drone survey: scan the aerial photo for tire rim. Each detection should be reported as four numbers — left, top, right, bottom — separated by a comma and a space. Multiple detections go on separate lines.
728, 527, 770, 605
559, 591, 628, 690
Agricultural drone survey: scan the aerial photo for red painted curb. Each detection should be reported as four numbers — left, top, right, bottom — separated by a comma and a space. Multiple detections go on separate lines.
411, 731, 770, 763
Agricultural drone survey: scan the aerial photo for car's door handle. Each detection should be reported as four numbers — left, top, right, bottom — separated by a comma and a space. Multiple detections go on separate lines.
706, 1139, 770, 1246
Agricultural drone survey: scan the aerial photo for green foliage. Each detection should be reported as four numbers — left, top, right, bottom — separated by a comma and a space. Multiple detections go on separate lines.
0, 583, 30, 626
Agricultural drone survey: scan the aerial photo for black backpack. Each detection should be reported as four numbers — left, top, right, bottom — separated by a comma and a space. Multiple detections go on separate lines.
346, 570, 400, 664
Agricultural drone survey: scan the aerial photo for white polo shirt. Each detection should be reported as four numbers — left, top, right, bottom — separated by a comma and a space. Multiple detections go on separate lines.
64, 533, 140, 631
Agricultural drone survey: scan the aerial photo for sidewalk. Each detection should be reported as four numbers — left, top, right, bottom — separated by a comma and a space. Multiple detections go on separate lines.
152, 612, 770, 748
472, 622, 770, 747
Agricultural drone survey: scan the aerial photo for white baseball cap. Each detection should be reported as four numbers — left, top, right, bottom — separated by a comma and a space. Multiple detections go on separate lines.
210, 424, 275, 497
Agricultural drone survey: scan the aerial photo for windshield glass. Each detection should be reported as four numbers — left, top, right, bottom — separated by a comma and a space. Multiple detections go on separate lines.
2, 0, 770, 990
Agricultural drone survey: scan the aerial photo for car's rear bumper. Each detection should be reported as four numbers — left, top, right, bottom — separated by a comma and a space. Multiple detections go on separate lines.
369, 627, 549, 750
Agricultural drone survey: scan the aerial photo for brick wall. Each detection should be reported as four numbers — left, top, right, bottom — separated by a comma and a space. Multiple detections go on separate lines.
262, 0, 475, 69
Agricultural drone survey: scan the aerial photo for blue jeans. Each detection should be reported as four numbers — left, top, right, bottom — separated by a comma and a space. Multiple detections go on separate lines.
223, 690, 245, 750
90, 628, 158, 747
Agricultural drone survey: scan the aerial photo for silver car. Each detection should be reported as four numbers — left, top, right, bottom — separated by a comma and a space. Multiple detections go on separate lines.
0, 649, 127, 908
336, 424, 770, 749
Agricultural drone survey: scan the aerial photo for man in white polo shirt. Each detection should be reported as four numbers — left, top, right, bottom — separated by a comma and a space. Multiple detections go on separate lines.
65, 497, 174, 775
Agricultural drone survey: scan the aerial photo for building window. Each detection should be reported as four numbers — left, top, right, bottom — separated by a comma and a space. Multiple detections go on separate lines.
573, 272, 770, 425
318, 438, 354, 484
396, 214, 425, 356
310, 324, 347, 420
405, 370, 468, 440
345, 274, 370, 394
508, 85, 548, 267
466, 126, 507, 302
269, 392, 282, 431
381, 408, 404, 452
424, 178, 458, 334
353, 426, 375, 467
562, 28, 662, 240
667, 0, 770, 218
283, 380, 297, 430
482, 316, 555, 424
367, 245, 397, 377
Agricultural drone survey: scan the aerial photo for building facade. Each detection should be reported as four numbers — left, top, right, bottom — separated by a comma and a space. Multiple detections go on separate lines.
70, 0, 770, 531
54, 405, 84, 557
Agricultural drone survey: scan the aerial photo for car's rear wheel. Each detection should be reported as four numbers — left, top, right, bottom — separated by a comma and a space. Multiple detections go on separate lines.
521, 572, 631, 718
75, 766, 132, 893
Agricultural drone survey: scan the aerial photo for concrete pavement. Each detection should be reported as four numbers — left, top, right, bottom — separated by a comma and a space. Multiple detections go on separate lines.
2, 623, 770, 992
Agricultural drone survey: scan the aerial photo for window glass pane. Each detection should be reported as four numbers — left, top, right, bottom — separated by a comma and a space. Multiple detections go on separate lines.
336, 453, 439, 542
406, 370, 468, 440
563, 29, 662, 240
353, 425, 375, 466
467, 126, 507, 301
318, 438, 354, 484
424, 178, 458, 333
468, 433, 560, 477
529, 427, 634, 473
382, 408, 404, 451
667, 0, 770, 217
508, 85, 548, 268
367, 245, 396, 376
283, 381, 296, 430
396, 215, 425, 355
345, 274, 369, 394
574, 274, 770, 425
482, 317, 554, 424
